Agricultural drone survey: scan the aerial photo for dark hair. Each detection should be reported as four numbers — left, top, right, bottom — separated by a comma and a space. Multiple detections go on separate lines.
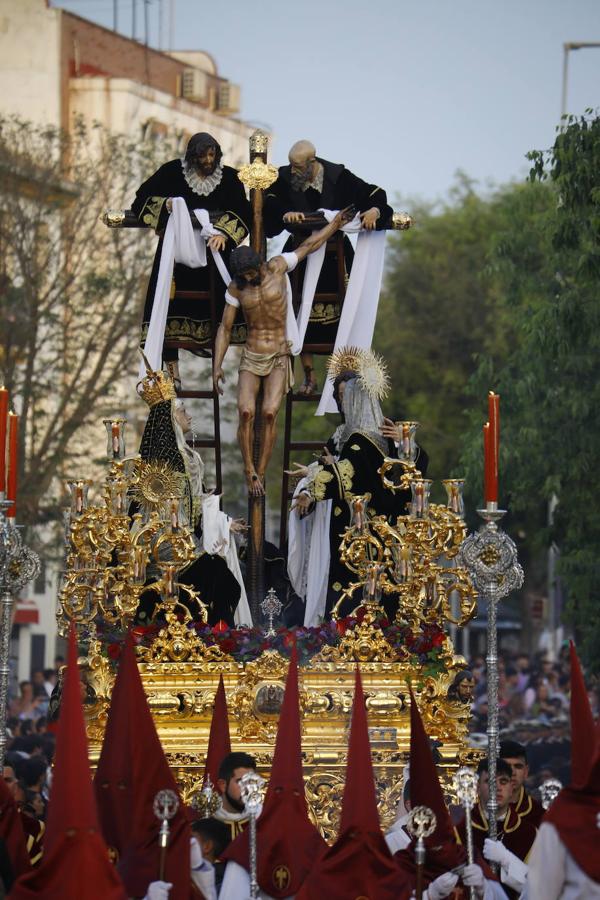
19, 756, 47, 788
499, 740, 527, 763
217, 751, 256, 783
43, 669, 55, 681
477, 758, 513, 779
229, 247, 262, 289
191, 817, 231, 857
185, 132, 223, 167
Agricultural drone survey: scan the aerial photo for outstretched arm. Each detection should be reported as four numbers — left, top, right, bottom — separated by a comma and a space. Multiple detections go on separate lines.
213, 301, 237, 395
292, 206, 355, 263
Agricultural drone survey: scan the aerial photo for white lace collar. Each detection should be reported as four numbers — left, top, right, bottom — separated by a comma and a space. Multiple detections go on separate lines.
180, 159, 223, 197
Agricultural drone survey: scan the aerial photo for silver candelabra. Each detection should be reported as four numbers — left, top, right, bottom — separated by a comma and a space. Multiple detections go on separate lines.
458, 507, 523, 841
0, 500, 41, 764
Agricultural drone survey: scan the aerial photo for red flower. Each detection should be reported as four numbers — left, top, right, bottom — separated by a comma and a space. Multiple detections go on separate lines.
212, 620, 229, 634
218, 638, 236, 654
432, 632, 445, 647
107, 643, 122, 660
335, 617, 351, 635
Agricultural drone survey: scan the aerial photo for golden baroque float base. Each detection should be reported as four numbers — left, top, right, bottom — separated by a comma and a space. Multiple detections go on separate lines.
84, 616, 477, 841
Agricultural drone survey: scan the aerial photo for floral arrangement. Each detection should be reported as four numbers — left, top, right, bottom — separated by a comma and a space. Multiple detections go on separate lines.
96, 608, 448, 677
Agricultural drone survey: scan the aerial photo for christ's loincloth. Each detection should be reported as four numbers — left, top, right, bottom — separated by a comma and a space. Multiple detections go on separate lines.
239, 344, 294, 393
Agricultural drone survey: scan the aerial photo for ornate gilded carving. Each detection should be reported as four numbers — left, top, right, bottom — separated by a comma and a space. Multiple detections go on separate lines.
237, 160, 279, 191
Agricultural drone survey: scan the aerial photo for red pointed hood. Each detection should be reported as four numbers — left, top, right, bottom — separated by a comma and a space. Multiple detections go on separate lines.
394, 686, 466, 885
568, 640, 596, 789
222, 644, 326, 898
203, 673, 231, 791
10, 626, 126, 899
407, 686, 456, 846
295, 667, 411, 900
544, 641, 600, 881
94, 632, 190, 900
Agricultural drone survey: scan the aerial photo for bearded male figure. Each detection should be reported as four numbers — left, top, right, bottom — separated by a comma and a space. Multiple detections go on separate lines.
131, 132, 250, 387
213, 208, 353, 496
264, 139, 392, 394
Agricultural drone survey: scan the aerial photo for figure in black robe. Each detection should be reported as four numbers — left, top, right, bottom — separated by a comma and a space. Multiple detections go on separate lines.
297, 377, 427, 619
264, 140, 392, 391
133, 372, 250, 627
131, 133, 251, 369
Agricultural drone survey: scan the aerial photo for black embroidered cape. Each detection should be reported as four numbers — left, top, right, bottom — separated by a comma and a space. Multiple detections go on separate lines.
131, 160, 251, 354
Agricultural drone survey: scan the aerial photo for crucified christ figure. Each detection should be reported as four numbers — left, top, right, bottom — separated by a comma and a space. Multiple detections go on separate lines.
213, 207, 353, 496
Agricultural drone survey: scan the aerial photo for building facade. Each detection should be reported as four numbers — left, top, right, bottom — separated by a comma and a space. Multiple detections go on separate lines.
0, 0, 257, 684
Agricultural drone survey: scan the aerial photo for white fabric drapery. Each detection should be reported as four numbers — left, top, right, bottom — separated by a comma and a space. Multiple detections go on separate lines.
287, 463, 331, 627
201, 493, 252, 626
138, 199, 230, 381
291, 209, 387, 416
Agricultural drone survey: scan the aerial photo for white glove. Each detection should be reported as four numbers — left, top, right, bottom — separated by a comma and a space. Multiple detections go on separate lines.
190, 835, 204, 871
483, 837, 511, 868
144, 882, 172, 900
461, 863, 486, 898
426, 870, 459, 899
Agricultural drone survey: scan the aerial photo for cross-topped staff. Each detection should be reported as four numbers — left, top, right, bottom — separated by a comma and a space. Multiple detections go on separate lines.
153, 789, 180, 880
540, 778, 562, 810
454, 767, 479, 898
406, 805, 437, 900
239, 770, 266, 900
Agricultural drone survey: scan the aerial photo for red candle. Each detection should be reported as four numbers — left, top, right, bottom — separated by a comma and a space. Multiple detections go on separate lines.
488, 392, 499, 503
6, 412, 18, 518
0, 387, 8, 494
483, 422, 491, 503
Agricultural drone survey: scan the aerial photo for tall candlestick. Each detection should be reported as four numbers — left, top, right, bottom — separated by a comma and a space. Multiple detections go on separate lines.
488, 392, 500, 503
0, 388, 8, 495
6, 412, 18, 518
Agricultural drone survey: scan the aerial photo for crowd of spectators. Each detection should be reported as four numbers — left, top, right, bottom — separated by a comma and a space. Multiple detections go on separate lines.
450, 641, 599, 790
2, 658, 64, 833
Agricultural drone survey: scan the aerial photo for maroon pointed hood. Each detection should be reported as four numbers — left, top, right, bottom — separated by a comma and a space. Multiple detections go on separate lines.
222, 644, 326, 898
295, 667, 411, 900
10, 626, 126, 899
203, 673, 231, 790
93, 631, 190, 900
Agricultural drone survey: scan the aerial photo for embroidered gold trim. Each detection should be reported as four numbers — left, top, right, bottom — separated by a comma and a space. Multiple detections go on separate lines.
333, 506, 342, 516
214, 211, 249, 246
311, 467, 334, 501
308, 301, 341, 325
141, 196, 167, 230
336, 458, 354, 494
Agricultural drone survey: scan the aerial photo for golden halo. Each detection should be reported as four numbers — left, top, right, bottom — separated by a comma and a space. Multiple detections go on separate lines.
327, 346, 390, 401
327, 345, 364, 381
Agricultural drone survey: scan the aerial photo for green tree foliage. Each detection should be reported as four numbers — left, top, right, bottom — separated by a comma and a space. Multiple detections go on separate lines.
375, 175, 554, 496
0, 116, 166, 527
461, 113, 600, 670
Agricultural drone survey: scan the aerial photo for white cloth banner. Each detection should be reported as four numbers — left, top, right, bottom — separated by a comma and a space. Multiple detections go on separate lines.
301, 211, 386, 415
287, 464, 331, 626
138, 199, 230, 381
201, 493, 252, 626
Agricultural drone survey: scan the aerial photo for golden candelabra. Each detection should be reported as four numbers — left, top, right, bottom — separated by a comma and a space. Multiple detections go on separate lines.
58, 419, 207, 645
331, 424, 476, 634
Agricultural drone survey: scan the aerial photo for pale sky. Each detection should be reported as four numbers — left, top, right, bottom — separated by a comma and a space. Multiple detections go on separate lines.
54, 0, 600, 203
